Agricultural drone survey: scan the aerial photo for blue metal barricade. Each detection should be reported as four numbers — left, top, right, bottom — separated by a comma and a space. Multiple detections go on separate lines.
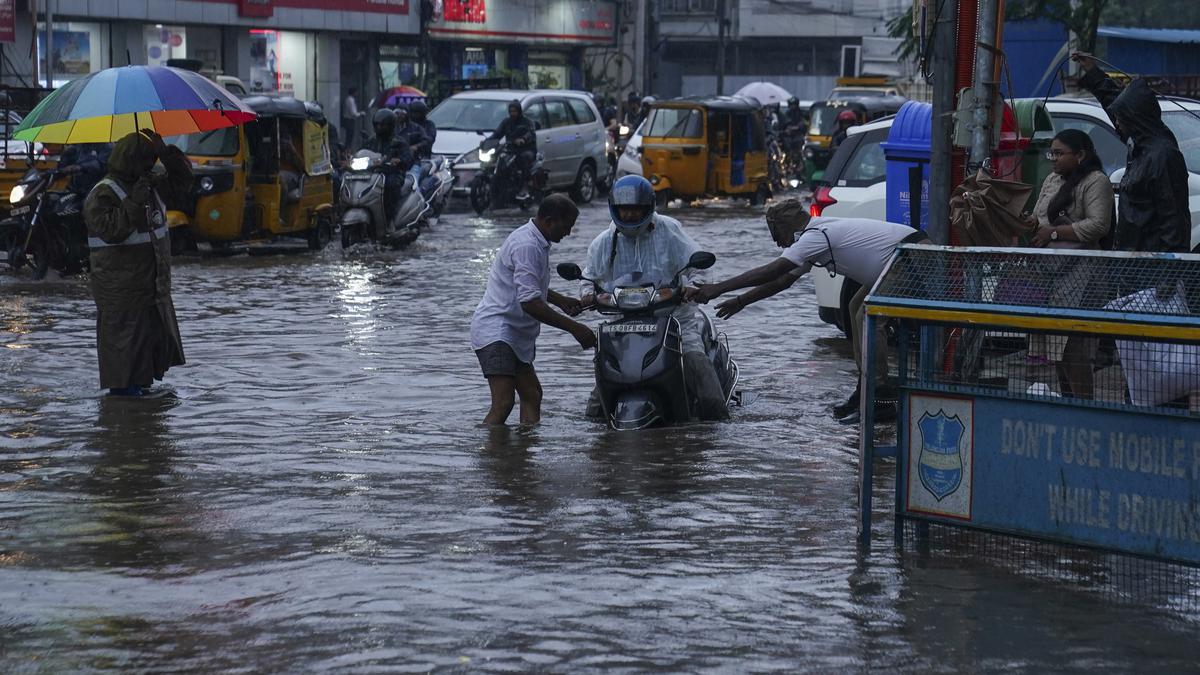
859, 245, 1200, 566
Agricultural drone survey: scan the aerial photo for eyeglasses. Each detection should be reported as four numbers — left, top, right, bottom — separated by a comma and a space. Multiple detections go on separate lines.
1045, 150, 1077, 160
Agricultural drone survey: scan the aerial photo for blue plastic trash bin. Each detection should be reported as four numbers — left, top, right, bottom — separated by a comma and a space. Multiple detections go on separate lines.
881, 101, 933, 230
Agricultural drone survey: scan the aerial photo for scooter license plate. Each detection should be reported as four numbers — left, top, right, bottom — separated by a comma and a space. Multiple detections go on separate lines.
604, 322, 657, 334
9, 206, 29, 216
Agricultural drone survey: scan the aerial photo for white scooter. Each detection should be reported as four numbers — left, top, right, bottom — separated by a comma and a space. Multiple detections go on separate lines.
339, 149, 429, 249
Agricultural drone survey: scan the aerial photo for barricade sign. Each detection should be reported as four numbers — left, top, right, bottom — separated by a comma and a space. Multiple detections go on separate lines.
858, 245, 1200, 566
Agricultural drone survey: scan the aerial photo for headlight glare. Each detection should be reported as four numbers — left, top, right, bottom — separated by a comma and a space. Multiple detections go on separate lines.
9, 184, 25, 204
198, 176, 215, 192
479, 148, 495, 163
350, 157, 371, 171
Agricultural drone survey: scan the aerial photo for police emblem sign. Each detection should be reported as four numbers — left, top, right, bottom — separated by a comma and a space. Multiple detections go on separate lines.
907, 394, 973, 520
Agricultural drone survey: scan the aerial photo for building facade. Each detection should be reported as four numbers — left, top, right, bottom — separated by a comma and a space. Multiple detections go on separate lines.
0, 0, 617, 124
647, 0, 909, 100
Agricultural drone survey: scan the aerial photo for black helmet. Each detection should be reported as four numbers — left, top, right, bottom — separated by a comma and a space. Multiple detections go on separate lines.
372, 108, 396, 137
787, 96, 799, 107
409, 100, 429, 117
627, 92, 640, 104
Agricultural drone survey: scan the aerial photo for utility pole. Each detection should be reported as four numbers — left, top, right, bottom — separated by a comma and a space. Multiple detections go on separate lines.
44, 0, 54, 89
634, 0, 648, 94
715, 0, 727, 95
927, 0, 958, 246
969, 0, 998, 173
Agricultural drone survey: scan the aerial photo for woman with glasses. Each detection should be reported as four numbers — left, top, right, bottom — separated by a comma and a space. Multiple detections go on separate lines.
1023, 128, 1114, 398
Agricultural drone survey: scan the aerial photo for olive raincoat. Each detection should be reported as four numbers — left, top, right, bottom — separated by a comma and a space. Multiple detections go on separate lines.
84, 131, 193, 389
1080, 71, 1191, 253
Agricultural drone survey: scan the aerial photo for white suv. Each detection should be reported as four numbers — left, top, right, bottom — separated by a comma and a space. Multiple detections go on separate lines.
428, 89, 608, 203
812, 97, 1200, 336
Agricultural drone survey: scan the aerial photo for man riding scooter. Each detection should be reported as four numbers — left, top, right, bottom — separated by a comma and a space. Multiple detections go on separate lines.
488, 100, 538, 201
581, 175, 730, 421
362, 108, 414, 229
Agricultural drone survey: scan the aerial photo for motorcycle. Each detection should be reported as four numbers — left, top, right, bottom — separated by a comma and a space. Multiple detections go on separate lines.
1, 167, 89, 279
468, 138, 547, 216
600, 123, 633, 195
338, 149, 429, 250
557, 251, 740, 431
416, 155, 455, 219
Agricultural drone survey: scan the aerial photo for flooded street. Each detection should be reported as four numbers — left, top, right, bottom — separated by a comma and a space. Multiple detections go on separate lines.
2, 201, 1198, 672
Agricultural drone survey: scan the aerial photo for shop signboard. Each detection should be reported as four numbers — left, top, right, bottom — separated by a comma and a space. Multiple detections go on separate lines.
903, 393, 1200, 565
199, 0, 409, 14
429, 0, 616, 45
0, 0, 14, 44
239, 0, 273, 17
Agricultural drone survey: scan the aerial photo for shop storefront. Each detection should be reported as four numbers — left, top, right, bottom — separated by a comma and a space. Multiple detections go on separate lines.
427, 0, 617, 90
14, 0, 421, 127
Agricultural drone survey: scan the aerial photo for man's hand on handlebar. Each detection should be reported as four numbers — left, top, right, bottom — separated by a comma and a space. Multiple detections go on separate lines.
555, 296, 585, 317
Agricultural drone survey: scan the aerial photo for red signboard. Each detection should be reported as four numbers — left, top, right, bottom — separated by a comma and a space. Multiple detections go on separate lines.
443, 0, 485, 23
0, 0, 14, 44
197, 0, 409, 15
239, 0, 274, 17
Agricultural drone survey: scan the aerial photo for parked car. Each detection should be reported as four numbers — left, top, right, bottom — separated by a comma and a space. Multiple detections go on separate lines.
811, 96, 1200, 337
428, 89, 607, 204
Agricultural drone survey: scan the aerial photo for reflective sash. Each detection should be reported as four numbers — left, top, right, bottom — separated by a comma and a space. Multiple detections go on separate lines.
87, 178, 170, 249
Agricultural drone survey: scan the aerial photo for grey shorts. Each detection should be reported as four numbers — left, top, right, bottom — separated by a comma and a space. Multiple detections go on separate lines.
475, 341, 534, 378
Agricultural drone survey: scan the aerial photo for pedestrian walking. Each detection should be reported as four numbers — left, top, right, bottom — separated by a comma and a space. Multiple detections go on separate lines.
83, 130, 193, 397
470, 194, 597, 425
342, 87, 364, 150
689, 198, 928, 424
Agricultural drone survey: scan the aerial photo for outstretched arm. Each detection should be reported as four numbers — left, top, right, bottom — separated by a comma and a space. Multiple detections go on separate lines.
691, 257, 800, 303
714, 273, 801, 319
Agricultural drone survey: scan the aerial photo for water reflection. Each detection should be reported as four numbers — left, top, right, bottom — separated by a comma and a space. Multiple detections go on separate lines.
80, 397, 190, 573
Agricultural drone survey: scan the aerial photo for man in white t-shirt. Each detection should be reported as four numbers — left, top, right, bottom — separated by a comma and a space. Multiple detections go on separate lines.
689, 199, 928, 424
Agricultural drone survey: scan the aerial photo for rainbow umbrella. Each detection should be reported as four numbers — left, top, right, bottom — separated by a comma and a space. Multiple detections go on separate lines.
12, 65, 257, 144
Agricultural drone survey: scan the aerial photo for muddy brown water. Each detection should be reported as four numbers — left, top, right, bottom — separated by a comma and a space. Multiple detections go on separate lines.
1, 202, 1197, 672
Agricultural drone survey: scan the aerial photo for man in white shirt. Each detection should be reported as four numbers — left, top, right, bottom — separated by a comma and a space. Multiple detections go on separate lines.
689, 198, 928, 424
342, 87, 363, 149
470, 194, 598, 425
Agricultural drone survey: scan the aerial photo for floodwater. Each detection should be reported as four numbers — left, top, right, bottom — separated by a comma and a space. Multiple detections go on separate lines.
1, 202, 1197, 672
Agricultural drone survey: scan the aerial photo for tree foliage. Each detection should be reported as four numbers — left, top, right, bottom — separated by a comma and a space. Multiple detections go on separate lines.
888, 0, 1200, 62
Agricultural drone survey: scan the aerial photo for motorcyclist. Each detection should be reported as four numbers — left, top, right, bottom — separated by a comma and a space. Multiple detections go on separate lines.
830, 109, 859, 151
781, 97, 807, 135
488, 100, 538, 200
407, 100, 437, 160
59, 142, 111, 198
622, 92, 642, 129
361, 108, 414, 229
639, 96, 656, 128
581, 175, 730, 421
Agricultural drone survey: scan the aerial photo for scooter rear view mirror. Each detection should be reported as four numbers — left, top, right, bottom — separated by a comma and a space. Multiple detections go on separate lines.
686, 251, 716, 271
556, 262, 583, 281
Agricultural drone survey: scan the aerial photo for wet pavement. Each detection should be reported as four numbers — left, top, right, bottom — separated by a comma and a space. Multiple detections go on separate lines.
1, 201, 1198, 672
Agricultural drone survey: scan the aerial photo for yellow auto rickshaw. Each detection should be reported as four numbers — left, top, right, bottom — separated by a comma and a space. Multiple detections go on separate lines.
640, 96, 771, 205
802, 94, 906, 186
165, 95, 334, 252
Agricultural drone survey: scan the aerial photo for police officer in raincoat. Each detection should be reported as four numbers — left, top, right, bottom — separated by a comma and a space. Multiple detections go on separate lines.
84, 129, 193, 397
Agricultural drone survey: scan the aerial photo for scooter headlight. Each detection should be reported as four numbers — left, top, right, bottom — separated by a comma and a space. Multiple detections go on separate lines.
9, 184, 25, 204
614, 287, 653, 310
478, 147, 495, 164
619, 125, 631, 136
350, 156, 372, 171
198, 176, 215, 193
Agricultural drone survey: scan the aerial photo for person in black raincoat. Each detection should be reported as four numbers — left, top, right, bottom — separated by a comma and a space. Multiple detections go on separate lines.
489, 100, 537, 199
362, 108, 414, 228
1074, 52, 1191, 253
83, 129, 193, 396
